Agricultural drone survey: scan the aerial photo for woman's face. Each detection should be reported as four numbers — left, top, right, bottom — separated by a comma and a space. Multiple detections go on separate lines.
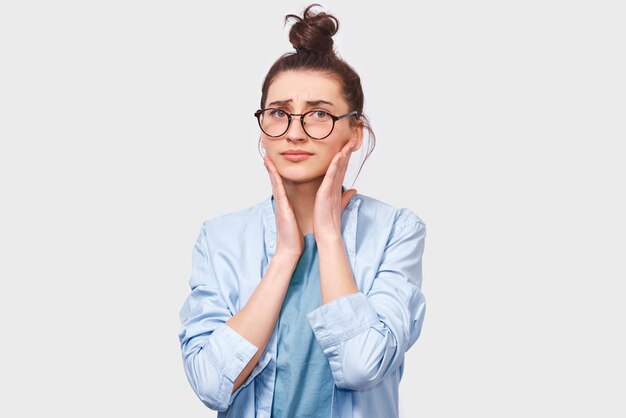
261, 70, 362, 185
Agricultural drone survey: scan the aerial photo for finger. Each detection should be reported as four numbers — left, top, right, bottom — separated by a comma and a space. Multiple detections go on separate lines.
264, 157, 281, 187
319, 152, 343, 193
341, 188, 357, 212
338, 140, 356, 167
341, 139, 357, 155
327, 151, 343, 176
334, 144, 354, 182
264, 157, 290, 203
264, 157, 281, 195
327, 147, 353, 193
341, 139, 355, 152
320, 141, 355, 196
339, 145, 353, 172
263, 157, 279, 191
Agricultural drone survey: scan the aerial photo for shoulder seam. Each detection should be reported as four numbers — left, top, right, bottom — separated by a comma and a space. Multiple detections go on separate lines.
395, 212, 426, 233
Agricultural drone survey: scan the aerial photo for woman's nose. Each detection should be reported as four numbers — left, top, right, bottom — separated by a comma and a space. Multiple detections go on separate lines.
285, 115, 307, 142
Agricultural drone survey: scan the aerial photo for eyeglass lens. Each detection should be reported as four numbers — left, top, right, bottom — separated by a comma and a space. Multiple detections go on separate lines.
258, 109, 334, 139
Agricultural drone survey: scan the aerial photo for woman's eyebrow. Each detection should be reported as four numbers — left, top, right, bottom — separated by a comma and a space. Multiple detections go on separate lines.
266, 99, 335, 108
267, 99, 292, 107
305, 100, 334, 107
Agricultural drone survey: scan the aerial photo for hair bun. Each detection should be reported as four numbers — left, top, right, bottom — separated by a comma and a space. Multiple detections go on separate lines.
286, 4, 338, 55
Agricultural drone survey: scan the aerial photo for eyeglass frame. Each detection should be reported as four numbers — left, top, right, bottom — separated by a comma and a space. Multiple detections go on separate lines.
254, 108, 359, 140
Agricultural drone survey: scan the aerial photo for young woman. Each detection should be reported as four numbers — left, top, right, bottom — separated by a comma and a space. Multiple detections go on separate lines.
178, 4, 427, 417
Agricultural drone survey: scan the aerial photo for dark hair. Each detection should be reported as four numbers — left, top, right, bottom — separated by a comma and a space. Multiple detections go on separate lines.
259, 3, 376, 187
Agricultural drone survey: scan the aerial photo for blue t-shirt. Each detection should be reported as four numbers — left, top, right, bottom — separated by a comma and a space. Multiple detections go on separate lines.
270, 233, 333, 418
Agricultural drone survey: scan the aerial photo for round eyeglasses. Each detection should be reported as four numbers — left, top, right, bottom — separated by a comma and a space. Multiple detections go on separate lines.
254, 108, 358, 140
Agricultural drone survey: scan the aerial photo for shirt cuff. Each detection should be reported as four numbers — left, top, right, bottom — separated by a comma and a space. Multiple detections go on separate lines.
306, 292, 380, 349
208, 324, 258, 408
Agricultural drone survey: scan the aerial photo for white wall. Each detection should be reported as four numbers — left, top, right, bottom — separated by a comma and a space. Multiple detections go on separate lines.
1, 1, 624, 416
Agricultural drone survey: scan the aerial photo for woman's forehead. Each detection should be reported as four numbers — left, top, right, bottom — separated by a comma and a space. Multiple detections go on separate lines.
266, 71, 344, 108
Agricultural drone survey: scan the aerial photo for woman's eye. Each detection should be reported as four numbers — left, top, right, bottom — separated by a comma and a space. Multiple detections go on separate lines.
311, 110, 329, 119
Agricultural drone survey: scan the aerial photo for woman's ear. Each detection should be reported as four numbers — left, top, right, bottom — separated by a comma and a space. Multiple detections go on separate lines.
350, 122, 364, 152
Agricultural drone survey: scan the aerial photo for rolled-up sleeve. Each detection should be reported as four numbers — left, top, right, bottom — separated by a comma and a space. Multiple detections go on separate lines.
178, 223, 262, 412
307, 215, 426, 391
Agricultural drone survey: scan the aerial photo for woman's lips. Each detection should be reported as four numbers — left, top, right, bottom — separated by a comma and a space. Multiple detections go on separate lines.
281, 153, 312, 162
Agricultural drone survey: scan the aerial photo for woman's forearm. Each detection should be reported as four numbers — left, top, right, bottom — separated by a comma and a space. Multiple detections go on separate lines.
317, 234, 359, 304
226, 252, 299, 393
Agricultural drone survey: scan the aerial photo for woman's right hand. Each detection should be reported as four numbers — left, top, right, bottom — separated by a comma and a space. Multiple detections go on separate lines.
263, 156, 304, 259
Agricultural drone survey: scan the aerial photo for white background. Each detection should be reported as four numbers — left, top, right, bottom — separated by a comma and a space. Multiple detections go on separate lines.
1, 1, 624, 417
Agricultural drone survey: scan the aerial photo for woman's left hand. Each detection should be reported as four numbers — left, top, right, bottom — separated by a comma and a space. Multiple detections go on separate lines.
313, 140, 358, 241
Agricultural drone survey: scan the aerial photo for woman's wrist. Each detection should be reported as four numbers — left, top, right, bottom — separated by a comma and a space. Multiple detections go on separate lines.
272, 250, 302, 266
314, 230, 343, 248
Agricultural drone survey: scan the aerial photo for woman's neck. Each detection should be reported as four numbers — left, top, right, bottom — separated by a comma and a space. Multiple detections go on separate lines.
282, 178, 323, 236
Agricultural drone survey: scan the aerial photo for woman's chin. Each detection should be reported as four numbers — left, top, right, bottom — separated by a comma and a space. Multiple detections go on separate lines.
277, 167, 324, 186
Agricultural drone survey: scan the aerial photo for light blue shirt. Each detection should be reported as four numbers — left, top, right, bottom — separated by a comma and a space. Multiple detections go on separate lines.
271, 233, 333, 418
178, 192, 427, 418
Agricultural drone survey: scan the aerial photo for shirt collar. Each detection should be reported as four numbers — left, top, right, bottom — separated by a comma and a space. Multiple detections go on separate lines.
262, 187, 361, 268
